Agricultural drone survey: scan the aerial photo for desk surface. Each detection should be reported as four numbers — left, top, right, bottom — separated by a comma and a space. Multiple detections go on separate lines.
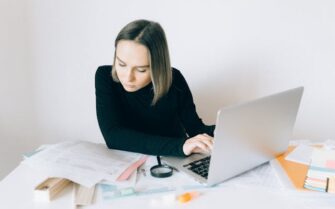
1, 162, 334, 209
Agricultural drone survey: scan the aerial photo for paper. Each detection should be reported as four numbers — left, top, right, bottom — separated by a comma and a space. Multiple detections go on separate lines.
285, 144, 314, 165
134, 156, 200, 194
98, 156, 285, 201
98, 156, 204, 201
22, 141, 142, 187
226, 162, 284, 189
98, 169, 138, 200
323, 139, 335, 150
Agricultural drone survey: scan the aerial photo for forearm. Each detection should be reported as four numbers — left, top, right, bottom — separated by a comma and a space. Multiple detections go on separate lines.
100, 125, 186, 156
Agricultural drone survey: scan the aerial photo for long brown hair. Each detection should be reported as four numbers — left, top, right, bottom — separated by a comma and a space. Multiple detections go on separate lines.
112, 19, 172, 105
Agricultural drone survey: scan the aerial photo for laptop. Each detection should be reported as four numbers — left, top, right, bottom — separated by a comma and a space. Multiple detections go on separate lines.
162, 86, 304, 186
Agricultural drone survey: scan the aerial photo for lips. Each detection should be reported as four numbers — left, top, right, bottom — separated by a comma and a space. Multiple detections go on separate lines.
125, 84, 136, 88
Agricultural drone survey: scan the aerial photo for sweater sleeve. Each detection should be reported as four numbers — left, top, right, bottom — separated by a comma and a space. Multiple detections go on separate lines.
95, 66, 186, 156
175, 70, 216, 137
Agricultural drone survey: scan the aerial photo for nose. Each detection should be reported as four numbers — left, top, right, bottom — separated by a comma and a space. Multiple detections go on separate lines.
126, 69, 135, 82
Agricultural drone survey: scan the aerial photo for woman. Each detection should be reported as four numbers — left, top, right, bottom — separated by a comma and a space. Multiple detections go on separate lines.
95, 19, 215, 156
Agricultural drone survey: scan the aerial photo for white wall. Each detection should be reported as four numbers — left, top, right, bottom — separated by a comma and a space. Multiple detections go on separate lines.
1, 0, 335, 179
0, 0, 38, 179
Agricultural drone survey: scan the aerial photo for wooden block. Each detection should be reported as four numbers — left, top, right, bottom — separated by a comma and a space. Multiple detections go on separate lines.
34, 178, 71, 202
73, 183, 95, 206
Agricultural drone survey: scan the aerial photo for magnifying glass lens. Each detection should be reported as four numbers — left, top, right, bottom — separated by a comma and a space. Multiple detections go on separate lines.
152, 167, 171, 174
150, 165, 173, 178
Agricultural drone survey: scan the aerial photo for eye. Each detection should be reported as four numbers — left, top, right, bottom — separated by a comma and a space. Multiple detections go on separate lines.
118, 63, 126, 67
137, 68, 147, 73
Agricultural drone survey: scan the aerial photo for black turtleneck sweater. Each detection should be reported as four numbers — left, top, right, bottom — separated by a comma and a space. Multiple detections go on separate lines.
95, 65, 215, 156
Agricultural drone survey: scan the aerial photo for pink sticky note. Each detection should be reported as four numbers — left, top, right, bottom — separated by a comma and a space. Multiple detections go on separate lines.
326, 160, 335, 169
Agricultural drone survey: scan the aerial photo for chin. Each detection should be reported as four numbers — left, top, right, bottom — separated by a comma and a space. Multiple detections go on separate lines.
124, 88, 137, 92
123, 85, 138, 92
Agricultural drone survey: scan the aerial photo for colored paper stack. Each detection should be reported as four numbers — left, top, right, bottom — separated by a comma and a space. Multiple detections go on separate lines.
304, 148, 335, 193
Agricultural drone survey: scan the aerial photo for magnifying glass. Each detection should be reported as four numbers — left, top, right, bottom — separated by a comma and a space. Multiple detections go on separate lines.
150, 156, 173, 178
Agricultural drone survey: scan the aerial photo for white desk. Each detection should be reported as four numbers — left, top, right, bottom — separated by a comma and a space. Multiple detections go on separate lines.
1, 161, 334, 209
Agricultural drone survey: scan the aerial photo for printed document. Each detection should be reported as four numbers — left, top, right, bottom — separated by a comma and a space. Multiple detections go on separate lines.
22, 140, 142, 187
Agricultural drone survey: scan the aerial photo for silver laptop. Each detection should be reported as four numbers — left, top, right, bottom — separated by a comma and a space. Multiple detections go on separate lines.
162, 86, 304, 186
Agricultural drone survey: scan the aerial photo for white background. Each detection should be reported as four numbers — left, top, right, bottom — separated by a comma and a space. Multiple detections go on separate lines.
1, 0, 334, 179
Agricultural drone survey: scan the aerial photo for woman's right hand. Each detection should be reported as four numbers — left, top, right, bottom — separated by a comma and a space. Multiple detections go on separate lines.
182, 134, 214, 156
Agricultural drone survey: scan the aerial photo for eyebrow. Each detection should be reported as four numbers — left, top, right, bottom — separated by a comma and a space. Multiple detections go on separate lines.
116, 56, 150, 68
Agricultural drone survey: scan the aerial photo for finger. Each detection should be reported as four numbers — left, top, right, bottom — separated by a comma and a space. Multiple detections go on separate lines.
201, 139, 213, 150
194, 135, 214, 149
193, 141, 211, 153
193, 146, 211, 154
193, 147, 208, 154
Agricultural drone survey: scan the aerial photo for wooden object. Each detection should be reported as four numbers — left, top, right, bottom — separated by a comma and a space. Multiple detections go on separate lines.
73, 183, 95, 206
34, 177, 71, 202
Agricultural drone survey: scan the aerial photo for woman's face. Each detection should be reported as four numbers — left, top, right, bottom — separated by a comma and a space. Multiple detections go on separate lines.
115, 40, 152, 92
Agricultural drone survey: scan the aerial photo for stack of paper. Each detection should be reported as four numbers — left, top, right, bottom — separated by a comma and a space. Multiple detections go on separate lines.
22, 141, 143, 187
304, 148, 335, 193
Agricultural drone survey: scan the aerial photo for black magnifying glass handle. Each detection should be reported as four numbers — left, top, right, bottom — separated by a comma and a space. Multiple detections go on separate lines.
157, 156, 162, 166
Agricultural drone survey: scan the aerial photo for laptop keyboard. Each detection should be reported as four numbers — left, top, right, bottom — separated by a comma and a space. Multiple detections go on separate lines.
183, 156, 211, 179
